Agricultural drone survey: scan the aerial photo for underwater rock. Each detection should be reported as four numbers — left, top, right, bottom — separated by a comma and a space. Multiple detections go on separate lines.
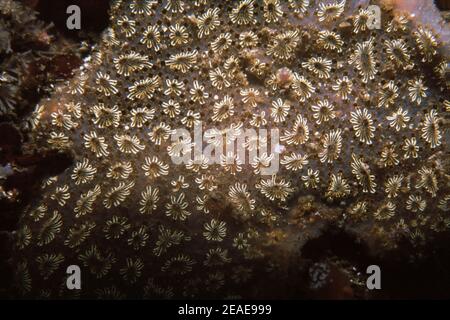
9, 0, 450, 298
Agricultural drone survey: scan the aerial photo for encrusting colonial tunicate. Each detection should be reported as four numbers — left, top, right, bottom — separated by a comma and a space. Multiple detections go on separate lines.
11, 0, 449, 298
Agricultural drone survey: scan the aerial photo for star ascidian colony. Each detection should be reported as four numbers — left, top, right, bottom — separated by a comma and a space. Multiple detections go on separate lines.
0, 0, 449, 299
